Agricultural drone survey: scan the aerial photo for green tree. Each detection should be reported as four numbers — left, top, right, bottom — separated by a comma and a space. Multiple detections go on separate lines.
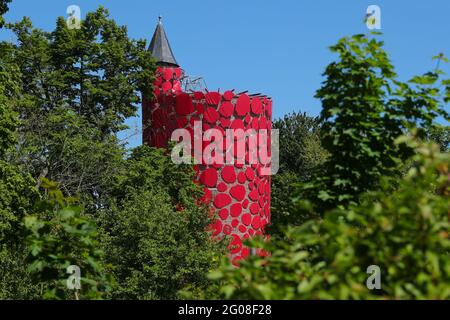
4, 7, 154, 202
0, 26, 39, 298
429, 124, 450, 152
303, 33, 449, 212
211, 134, 450, 299
0, 0, 10, 27
270, 112, 328, 237
100, 146, 225, 299
24, 179, 113, 300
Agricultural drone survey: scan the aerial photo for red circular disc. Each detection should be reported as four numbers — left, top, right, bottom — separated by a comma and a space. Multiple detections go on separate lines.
174, 68, 182, 78
217, 182, 227, 192
221, 166, 236, 184
259, 196, 265, 208
258, 181, 265, 194
238, 225, 247, 234
214, 193, 232, 208
200, 168, 218, 187
223, 224, 232, 235
250, 202, 260, 214
218, 101, 234, 117
205, 92, 222, 106
218, 208, 229, 220
242, 199, 249, 208
223, 90, 234, 101
251, 98, 263, 114
249, 189, 259, 201
231, 219, 239, 228
230, 202, 242, 217
236, 94, 250, 116
237, 171, 247, 184
163, 68, 173, 81
230, 185, 246, 201
161, 81, 172, 93
229, 234, 242, 254
212, 220, 222, 236
252, 216, 261, 229
245, 167, 255, 180
241, 213, 251, 226
194, 91, 204, 100
204, 107, 219, 123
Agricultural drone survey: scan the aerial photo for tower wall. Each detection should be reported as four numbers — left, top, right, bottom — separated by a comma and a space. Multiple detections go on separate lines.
143, 66, 272, 265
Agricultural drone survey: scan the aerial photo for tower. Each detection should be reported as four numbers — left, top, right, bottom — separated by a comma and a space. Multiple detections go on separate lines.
143, 18, 273, 265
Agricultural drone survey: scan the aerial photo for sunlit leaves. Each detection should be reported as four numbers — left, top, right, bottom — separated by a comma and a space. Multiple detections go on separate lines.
302, 33, 449, 211
213, 137, 450, 299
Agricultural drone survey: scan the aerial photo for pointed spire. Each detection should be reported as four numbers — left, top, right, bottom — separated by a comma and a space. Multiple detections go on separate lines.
149, 16, 179, 67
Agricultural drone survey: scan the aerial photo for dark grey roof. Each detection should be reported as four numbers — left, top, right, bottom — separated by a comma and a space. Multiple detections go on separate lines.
149, 17, 179, 67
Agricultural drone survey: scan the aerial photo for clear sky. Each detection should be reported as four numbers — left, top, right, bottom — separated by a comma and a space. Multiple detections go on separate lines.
2, 0, 450, 148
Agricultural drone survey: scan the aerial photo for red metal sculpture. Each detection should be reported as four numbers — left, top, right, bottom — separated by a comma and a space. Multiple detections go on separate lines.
143, 19, 272, 265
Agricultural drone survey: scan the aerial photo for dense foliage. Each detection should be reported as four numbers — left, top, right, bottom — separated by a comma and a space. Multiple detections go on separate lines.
0, 0, 10, 27
100, 146, 224, 299
1, 3, 38, 297
211, 135, 449, 299
429, 125, 450, 152
304, 34, 449, 211
6, 7, 154, 201
24, 179, 112, 300
270, 112, 328, 237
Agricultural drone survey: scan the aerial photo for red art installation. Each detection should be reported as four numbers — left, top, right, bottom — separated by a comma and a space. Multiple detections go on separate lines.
143, 20, 272, 265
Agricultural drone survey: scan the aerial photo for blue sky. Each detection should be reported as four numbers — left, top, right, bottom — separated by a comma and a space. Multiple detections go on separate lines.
2, 0, 450, 148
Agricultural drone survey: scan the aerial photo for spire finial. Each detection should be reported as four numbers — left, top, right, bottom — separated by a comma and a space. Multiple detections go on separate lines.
149, 16, 179, 67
